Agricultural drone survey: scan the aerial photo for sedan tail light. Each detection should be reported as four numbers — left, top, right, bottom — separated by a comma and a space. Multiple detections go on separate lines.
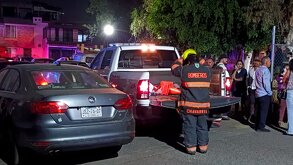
114, 96, 133, 110
31, 101, 68, 114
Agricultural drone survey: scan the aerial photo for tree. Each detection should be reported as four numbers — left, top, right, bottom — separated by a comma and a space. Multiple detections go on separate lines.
86, 0, 140, 42
244, 0, 282, 50
131, 0, 245, 54
131, 0, 293, 54
83, 24, 98, 43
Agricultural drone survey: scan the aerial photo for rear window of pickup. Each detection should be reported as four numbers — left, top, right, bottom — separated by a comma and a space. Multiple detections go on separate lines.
118, 50, 177, 69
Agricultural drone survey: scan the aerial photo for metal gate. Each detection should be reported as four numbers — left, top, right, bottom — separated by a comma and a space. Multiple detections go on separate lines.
272, 44, 292, 78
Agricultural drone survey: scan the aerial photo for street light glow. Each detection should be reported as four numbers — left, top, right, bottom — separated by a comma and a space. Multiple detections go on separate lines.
104, 24, 114, 36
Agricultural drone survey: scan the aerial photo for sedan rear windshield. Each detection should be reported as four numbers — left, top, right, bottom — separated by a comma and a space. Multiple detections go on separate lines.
118, 50, 178, 69
31, 70, 110, 90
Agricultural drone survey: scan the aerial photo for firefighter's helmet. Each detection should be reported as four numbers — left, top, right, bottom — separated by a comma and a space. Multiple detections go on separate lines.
182, 49, 197, 60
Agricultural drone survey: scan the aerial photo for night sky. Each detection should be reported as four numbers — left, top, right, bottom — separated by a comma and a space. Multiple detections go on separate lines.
38, 0, 141, 42
38, 0, 140, 24
38, 0, 94, 24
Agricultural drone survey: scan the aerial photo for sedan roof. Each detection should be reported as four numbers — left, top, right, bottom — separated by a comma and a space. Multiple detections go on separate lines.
0, 61, 32, 70
56, 60, 89, 67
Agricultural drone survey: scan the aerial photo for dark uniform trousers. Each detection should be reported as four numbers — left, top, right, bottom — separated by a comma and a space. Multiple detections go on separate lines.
182, 114, 209, 147
256, 95, 271, 129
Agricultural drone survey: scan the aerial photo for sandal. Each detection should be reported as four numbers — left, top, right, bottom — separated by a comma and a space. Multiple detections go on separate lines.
186, 147, 197, 155
198, 145, 208, 154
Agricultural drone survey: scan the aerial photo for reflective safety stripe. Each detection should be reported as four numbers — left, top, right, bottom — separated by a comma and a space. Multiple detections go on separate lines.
186, 109, 208, 114
182, 81, 210, 88
178, 101, 210, 109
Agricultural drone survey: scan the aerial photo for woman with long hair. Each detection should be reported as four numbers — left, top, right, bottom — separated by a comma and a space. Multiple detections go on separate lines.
285, 59, 293, 135
231, 60, 247, 116
276, 64, 289, 127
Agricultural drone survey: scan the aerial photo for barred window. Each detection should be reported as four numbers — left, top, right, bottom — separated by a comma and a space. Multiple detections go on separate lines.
5, 25, 16, 38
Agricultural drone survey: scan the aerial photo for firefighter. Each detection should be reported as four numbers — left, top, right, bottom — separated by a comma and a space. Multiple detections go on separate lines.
172, 49, 212, 155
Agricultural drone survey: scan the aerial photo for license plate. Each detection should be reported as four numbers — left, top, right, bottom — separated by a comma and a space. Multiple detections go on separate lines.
81, 107, 102, 118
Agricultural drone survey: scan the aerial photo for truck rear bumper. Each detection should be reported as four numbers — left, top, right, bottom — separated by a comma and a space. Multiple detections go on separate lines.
150, 95, 241, 110
134, 96, 240, 120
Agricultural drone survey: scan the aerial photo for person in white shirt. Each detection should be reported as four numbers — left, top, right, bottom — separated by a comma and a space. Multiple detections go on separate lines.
247, 58, 261, 123
217, 54, 230, 79
216, 54, 230, 120
288, 52, 293, 62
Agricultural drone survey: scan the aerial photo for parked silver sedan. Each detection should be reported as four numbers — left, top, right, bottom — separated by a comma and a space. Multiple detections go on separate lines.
0, 64, 135, 165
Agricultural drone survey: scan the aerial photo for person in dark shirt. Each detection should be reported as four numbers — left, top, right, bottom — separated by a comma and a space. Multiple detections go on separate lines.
231, 60, 247, 117
206, 57, 215, 68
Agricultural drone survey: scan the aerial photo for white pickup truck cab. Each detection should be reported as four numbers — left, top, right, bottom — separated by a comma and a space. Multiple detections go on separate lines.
90, 43, 239, 121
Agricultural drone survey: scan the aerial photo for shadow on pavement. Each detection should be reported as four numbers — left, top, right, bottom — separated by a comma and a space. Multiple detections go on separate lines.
135, 112, 186, 154
228, 102, 289, 135
0, 144, 119, 165
38, 148, 118, 165
135, 107, 240, 154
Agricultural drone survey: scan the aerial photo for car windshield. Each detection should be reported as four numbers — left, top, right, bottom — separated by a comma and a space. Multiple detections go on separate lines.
118, 50, 177, 69
31, 70, 110, 90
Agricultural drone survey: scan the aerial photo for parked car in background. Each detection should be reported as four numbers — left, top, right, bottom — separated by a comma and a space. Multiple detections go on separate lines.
13, 56, 34, 62
0, 61, 32, 70
0, 64, 135, 165
53, 57, 70, 63
31, 58, 54, 63
0, 57, 13, 62
54, 60, 89, 67
72, 53, 97, 66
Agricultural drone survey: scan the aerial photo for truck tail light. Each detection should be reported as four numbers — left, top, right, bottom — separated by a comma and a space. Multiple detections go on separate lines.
31, 101, 68, 114
225, 77, 232, 96
114, 96, 133, 110
137, 79, 149, 99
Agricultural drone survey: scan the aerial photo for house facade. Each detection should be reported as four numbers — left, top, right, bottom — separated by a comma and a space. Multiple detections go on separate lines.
44, 23, 88, 60
0, 17, 48, 58
0, 0, 89, 60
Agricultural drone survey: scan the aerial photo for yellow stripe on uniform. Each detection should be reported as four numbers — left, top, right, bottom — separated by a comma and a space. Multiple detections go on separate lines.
182, 82, 210, 88
178, 101, 210, 109
186, 109, 208, 114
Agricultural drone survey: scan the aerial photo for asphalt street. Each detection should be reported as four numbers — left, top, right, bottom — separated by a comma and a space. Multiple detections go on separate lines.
91, 119, 293, 165
0, 118, 292, 165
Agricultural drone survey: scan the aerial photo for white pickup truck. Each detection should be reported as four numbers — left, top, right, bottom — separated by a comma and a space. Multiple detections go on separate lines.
90, 43, 240, 122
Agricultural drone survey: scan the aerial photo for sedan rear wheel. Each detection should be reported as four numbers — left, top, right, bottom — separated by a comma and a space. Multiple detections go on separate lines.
4, 129, 25, 165
7, 130, 20, 165
106, 145, 122, 154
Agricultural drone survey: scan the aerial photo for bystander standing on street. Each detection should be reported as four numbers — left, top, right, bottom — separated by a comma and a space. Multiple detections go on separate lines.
231, 60, 247, 117
216, 54, 230, 120
255, 56, 272, 132
247, 58, 261, 123
205, 57, 222, 127
288, 52, 293, 62
276, 64, 289, 127
284, 59, 293, 135
206, 57, 215, 68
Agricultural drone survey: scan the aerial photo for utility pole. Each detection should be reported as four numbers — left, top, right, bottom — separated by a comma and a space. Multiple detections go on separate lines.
271, 26, 276, 79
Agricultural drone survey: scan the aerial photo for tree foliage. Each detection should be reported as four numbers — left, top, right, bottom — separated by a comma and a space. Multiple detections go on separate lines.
86, 0, 138, 40
130, 0, 293, 54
